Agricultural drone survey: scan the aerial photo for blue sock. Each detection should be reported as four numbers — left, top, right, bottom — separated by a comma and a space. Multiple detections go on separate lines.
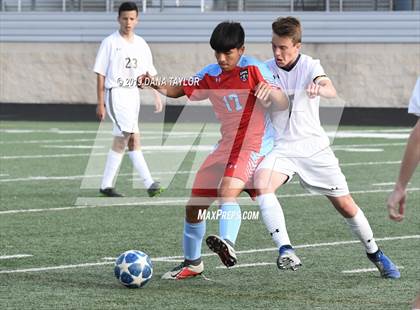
219, 202, 241, 244
183, 220, 206, 261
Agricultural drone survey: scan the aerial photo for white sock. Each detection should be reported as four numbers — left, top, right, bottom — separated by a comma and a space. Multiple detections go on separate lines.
344, 207, 379, 254
128, 150, 154, 188
257, 193, 291, 248
101, 150, 124, 189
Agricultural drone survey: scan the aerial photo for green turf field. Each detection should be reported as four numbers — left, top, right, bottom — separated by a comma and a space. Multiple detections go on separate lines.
0, 121, 419, 309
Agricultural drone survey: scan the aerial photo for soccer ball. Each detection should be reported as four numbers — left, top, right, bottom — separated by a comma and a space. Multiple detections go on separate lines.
114, 250, 153, 288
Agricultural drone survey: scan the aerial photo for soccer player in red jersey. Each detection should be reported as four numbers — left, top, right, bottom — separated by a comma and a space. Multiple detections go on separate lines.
138, 21, 288, 279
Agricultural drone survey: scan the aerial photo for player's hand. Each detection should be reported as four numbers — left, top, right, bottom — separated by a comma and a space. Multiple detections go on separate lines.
306, 82, 320, 98
137, 72, 153, 89
96, 103, 106, 121
254, 82, 272, 107
386, 186, 406, 222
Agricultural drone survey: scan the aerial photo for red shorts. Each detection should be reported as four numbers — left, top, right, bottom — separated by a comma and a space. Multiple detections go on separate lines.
191, 148, 264, 199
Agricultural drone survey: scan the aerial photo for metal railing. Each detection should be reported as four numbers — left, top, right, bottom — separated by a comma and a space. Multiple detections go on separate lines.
1, 0, 418, 12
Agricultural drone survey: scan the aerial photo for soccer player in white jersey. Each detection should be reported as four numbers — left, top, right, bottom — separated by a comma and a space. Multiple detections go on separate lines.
254, 16, 400, 278
93, 2, 163, 197
387, 77, 420, 307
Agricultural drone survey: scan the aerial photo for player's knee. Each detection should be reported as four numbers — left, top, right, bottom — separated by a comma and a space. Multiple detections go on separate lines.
217, 186, 241, 199
330, 195, 358, 218
127, 134, 141, 151
127, 138, 136, 151
112, 138, 127, 153
254, 172, 274, 194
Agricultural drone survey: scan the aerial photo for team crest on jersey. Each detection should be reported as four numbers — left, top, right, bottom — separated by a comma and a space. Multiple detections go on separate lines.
239, 69, 248, 82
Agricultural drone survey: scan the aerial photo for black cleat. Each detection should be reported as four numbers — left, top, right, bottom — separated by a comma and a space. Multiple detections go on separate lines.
206, 235, 237, 267
99, 187, 123, 197
147, 182, 163, 197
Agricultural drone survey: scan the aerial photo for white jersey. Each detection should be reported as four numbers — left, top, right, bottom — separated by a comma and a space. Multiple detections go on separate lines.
265, 54, 329, 153
93, 31, 157, 90
408, 77, 420, 117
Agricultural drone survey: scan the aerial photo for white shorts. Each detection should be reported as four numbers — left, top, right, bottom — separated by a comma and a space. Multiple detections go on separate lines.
105, 88, 140, 136
257, 145, 349, 197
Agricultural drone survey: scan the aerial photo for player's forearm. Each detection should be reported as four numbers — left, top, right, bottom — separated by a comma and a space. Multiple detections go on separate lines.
270, 88, 289, 110
396, 119, 420, 190
152, 84, 185, 98
96, 74, 105, 105
318, 80, 337, 98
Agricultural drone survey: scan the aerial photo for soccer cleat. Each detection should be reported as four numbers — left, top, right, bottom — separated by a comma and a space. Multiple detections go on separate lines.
147, 181, 163, 197
161, 261, 204, 280
277, 244, 302, 271
206, 235, 237, 267
367, 250, 400, 279
99, 187, 123, 197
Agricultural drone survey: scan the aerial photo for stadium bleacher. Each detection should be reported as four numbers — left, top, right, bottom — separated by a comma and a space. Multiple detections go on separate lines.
0, 11, 419, 43
1, 0, 419, 12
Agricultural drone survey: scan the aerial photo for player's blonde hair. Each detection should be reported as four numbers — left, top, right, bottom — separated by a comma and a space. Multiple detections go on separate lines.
272, 16, 302, 45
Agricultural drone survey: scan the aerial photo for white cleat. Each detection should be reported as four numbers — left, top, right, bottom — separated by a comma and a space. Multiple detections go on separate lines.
161, 261, 204, 280
277, 245, 302, 271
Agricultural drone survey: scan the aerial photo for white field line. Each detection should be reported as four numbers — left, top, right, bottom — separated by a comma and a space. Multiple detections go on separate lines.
0, 160, 404, 183
0, 129, 220, 136
41, 145, 214, 152
341, 160, 400, 166
334, 148, 384, 153
372, 182, 397, 186
0, 128, 410, 134
342, 266, 404, 274
215, 262, 276, 269
0, 153, 108, 160
1, 235, 417, 274
41, 145, 105, 149
371, 182, 413, 187
1, 145, 217, 159
0, 135, 207, 144
0, 138, 406, 149
0, 254, 32, 260
1, 188, 419, 215
0, 262, 113, 274
0, 138, 408, 160
332, 142, 405, 148
0, 170, 193, 183
327, 132, 408, 139
0, 198, 190, 215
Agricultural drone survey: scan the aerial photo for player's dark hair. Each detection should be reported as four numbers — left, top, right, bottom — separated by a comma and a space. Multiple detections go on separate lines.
272, 16, 302, 44
210, 21, 245, 53
118, 1, 138, 16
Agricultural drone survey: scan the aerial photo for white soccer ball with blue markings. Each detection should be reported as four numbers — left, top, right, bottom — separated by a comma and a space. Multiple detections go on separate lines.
114, 250, 153, 288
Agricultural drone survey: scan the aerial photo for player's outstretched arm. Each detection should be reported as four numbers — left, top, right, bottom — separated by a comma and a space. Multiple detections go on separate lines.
96, 73, 106, 121
152, 89, 163, 113
138, 72, 185, 98
306, 78, 337, 99
254, 82, 288, 110
387, 118, 420, 221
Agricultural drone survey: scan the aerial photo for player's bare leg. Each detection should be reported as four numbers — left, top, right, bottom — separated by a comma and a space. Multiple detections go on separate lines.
413, 291, 420, 310
162, 197, 214, 280
255, 169, 302, 271
328, 195, 400, 279
127, 133, 163, 197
